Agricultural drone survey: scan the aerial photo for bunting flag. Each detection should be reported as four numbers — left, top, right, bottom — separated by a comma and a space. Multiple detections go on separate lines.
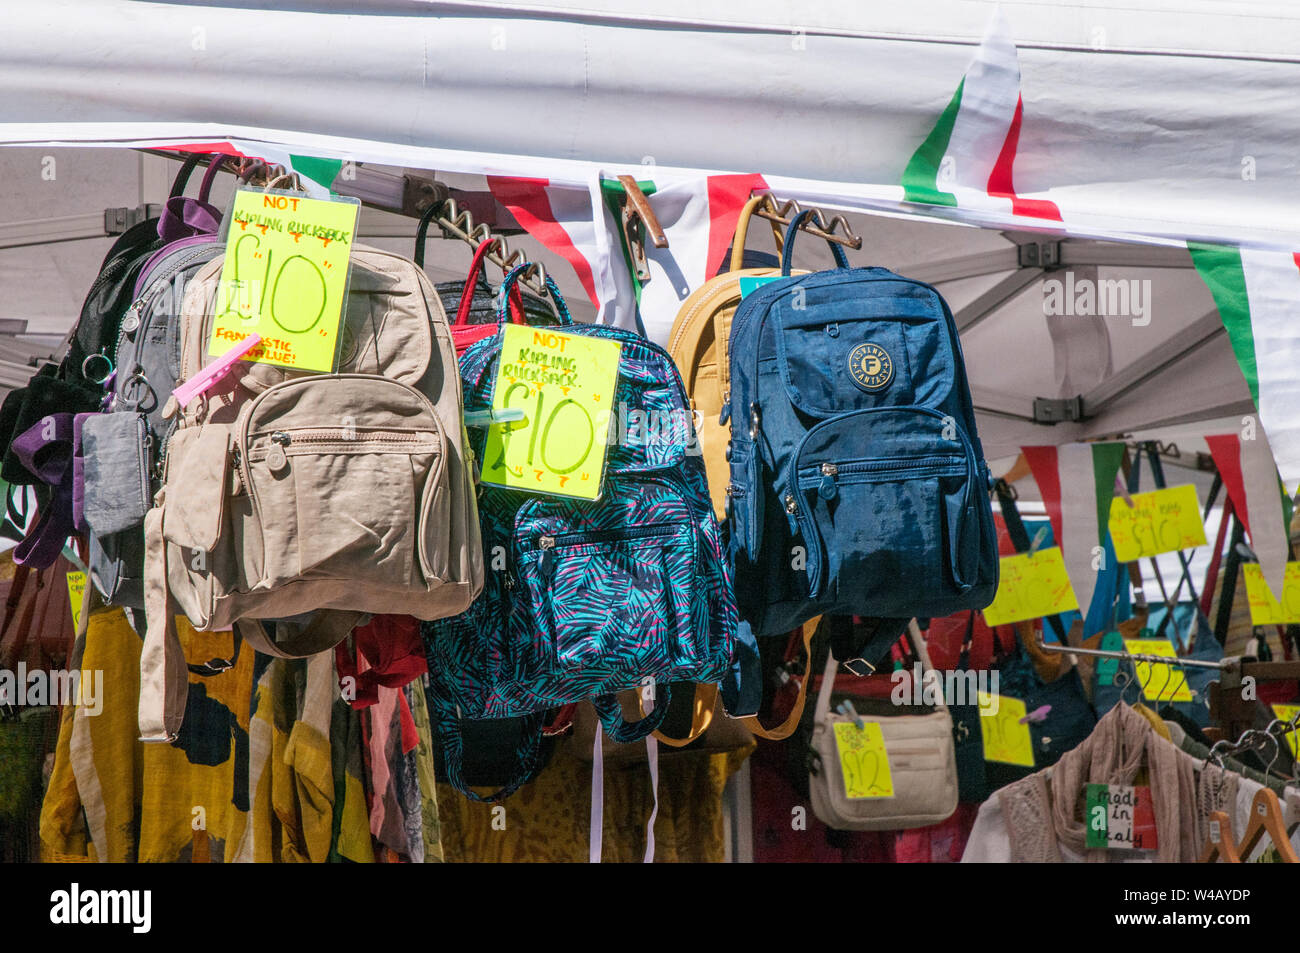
488, 172, 767, 343
900, 10, 1060, 221
1021, 442, 1126, 618
1204, 431, 1291, 601
156, 141, 336, 198
1189, 243, 1300, 497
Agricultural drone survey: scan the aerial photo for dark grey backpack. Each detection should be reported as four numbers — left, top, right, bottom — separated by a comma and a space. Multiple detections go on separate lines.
81, 159, 228, 608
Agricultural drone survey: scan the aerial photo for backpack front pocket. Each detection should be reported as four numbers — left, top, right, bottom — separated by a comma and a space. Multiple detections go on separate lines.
239, 377, 445, 591
788, 407, 981, 615
513, 477, 702, 686
82, 411, 154, 536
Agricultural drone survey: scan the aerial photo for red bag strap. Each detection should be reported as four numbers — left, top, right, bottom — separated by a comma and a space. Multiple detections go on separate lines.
455, 239, 526, 327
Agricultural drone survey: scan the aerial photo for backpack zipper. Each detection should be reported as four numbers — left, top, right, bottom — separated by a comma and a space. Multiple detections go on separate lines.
255, 428, 438, 449
808, 455, 966, 499
230, 448, 245, 495
535, 523, 684, 577
114, 244, 218, 369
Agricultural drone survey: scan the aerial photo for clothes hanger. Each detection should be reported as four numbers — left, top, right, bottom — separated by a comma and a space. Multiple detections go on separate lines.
1200, 810, 1242, 863
1236, 784, 1298, 863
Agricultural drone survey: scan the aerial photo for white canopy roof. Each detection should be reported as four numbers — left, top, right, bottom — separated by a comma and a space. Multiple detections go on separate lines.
2, 0, 1295, 479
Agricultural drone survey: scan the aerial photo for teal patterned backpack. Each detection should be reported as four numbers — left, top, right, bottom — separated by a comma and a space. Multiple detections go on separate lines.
423, 266, 738, 801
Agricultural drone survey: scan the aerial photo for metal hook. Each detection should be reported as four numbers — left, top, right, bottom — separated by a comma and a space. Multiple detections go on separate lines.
1204, 739, 1232, 772
1262, 718, 1290, 776
1150, 654, 1174, 705
1239, 728, 1279, 773
1114, 665, 1142, 707
429, 195, 555, 304
748, 191, 864, 251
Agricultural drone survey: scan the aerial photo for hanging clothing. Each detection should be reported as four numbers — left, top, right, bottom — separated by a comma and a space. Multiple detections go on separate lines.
40, 607, 145, 862
234, 649, 336, 862
960, 703, 1268, 862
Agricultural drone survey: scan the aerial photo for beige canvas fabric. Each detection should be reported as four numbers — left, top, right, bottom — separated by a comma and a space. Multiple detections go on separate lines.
808, 621, 958, 831
139, 244, 482, 741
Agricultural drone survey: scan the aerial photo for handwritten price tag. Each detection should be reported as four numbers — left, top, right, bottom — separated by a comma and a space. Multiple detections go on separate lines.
1108, 484, 1207, 561
1272, 704, 1300, 759
66, 571, 86, 633
1123, 637, 1193, 703
977, 692, 1035, 766
480, 325, 622, 501
981, 546, 1079, 627
833, 720, 894, 799
210, 188, 360, 373
1242, 562, 1300, 624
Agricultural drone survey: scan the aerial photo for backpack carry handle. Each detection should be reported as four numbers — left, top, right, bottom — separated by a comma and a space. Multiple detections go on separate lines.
498, 264, 573, 326
780, 209, 850, 276
454, 239, 527, 327
413, 202, 443, 269
591, 687, 674, 743
729, 195, 786, 273
434, 700, 547, 803
167, 153, 205, 199
158, 155, 226, 244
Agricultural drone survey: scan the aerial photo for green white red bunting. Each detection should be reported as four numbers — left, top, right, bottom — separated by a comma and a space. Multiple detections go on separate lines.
487, 173, 768, 343
1190, 244, 1300, 498
900, 10, 1060, 222
1204, 432, 1291, 601
1021, 442, 1125, 619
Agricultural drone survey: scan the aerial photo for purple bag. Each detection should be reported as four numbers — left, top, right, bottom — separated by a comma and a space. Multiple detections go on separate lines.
11, 413, 76, 569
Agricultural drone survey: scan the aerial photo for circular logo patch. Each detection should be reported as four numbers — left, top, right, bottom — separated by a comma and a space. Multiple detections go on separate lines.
847, 342, 893, 392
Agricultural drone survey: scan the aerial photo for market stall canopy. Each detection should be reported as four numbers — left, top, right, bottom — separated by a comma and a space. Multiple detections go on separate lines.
1, 0, 1297, 477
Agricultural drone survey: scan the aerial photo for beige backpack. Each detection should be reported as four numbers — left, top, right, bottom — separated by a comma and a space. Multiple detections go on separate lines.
139, 243, 483, 741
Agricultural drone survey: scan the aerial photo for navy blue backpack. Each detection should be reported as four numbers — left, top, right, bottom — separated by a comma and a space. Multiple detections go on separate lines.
423, 266, 737, 800
725, 212, 998, 637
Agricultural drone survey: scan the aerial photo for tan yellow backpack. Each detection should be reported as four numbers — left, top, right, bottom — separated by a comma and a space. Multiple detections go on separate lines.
666, 194, 804, 519
666, 197, 816, 742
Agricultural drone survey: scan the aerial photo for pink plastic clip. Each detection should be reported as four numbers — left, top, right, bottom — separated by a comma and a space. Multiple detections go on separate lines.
173, 334, 262, 408
1020, 704, 1052, 725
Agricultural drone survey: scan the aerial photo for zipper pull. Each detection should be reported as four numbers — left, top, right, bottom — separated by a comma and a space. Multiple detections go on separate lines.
818, 462, 839, 501
229, 449, 246, 495
538, 535, 556, 577
719, 393, 730, 427
120, 300, 144, 335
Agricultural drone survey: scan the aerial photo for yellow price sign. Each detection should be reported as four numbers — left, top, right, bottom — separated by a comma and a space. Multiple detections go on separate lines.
210, 188, 361, 372
1272, 704, 1300, 759
66, 571, 86, 633
832, 720, 894, 799
1242, 562, 1300, 624
481, 324, 622, 500
981, 546, 1079, 627
978, 692, 1035, 766
1108, 484, 1207, 561
1123, 638, 1193, 703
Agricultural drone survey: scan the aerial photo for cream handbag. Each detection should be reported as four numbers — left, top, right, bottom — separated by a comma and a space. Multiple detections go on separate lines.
808, 621, 958, 830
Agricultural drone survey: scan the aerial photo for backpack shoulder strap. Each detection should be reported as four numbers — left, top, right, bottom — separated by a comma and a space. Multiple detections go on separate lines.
741, 616, 818, 740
